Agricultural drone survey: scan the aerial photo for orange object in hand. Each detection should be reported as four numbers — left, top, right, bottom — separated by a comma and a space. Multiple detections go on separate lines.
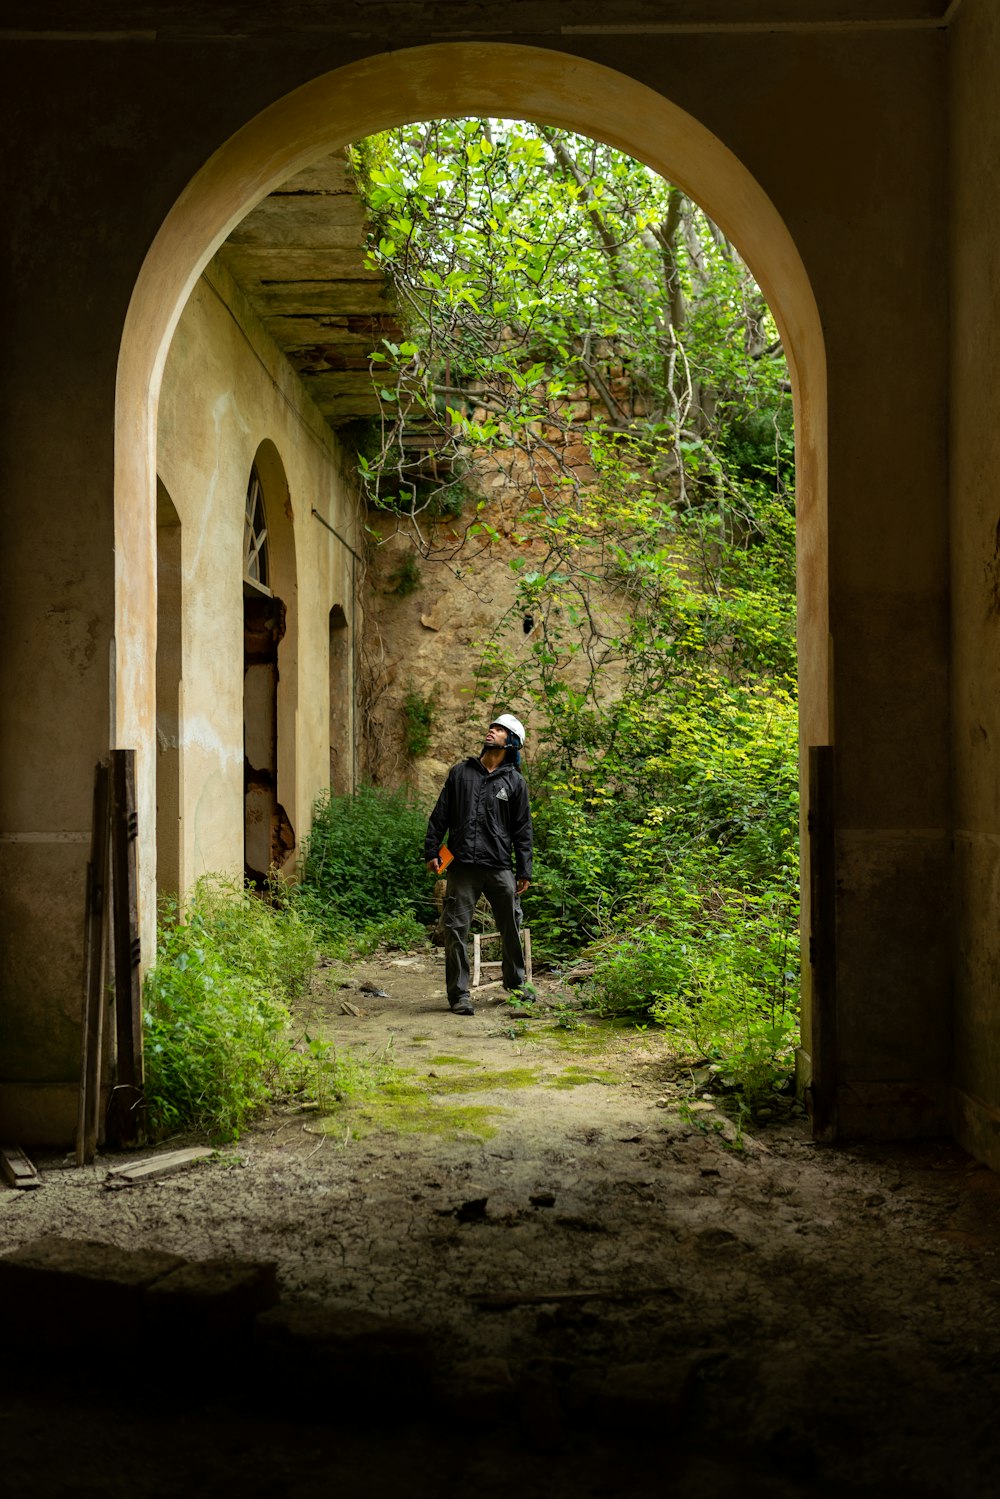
437, 845, 454, 871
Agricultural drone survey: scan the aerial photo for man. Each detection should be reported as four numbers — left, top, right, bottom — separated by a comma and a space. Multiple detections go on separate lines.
425, 713, 532, 1016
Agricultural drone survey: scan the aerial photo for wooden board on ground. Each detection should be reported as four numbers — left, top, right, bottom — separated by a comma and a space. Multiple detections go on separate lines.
0, 1144, 42, 1189
469, 1287, 679, 1310
106, 1147, 215, 1184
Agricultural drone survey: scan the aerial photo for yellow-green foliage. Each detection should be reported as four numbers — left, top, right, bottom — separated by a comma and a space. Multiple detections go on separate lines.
143, 878, 317, 1141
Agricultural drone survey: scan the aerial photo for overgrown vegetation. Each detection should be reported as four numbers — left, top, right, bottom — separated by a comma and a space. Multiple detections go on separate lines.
351, 119, 800, 1107
354, 119, 791, 523
142, 877, 404, 1141
296, 784, 434, 946
143, 879, 315, 1140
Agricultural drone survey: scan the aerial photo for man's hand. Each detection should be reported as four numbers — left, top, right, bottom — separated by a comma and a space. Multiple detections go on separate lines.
426, 857, 442, 874
516, 878, 530, 894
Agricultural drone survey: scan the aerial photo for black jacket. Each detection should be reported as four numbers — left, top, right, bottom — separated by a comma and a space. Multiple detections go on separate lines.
425, 757, 533, 879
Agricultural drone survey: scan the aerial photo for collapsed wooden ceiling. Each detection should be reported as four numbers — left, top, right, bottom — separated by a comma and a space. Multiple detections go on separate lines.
217, 150, 402, 427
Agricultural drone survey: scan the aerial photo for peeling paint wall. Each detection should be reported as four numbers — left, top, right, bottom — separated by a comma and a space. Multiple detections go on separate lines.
157, 257, 360, 894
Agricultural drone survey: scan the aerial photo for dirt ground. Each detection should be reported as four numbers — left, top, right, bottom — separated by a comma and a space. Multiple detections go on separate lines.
5, 950, 1000, 1497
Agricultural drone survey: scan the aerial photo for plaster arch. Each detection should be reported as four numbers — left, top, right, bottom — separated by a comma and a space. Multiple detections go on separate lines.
116, 41, 828, 1050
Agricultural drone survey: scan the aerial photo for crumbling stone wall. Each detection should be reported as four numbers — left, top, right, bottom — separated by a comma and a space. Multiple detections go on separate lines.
361, 384, 630, 803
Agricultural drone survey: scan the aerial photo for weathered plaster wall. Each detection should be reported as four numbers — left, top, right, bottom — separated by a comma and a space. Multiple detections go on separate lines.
0, 14, 954, 1143
157, 258, 359, 891
950, 0, 1000, 1169
655, 29, 951, 1134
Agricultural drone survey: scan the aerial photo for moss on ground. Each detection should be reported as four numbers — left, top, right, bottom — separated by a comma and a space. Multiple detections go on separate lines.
312, 1011, 635, 1145
424, 1067, 539, 1094
323, 1094, 503, 1140
536, 1021, 615, 1053
546, 1064, 619, 1089
317, 1064, 539, 1140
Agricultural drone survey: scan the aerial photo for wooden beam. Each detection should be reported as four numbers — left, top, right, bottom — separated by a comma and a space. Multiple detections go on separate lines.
315, 394, 386, 423
107, 749, 143, 1147
251, 281, 395, 317
262, 314, 404, 348
296, 370, 384, 399
218, 245, 379, 287
469, 1286, 679, 1310
291, 346, 382, 373
269, 154, 355, 195
77, 759, 111, 1166
106, 1147, 215, 1184
226, 202, 367, 248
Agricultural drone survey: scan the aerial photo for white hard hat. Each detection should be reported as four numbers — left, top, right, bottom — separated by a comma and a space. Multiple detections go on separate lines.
492, 712, 526, 744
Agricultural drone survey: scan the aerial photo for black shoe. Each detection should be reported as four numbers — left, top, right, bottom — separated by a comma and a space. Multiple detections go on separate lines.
450, 998, 474, 1016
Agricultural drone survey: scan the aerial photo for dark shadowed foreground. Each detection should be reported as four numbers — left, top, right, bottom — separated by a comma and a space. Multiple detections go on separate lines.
3, 953, 999, 1497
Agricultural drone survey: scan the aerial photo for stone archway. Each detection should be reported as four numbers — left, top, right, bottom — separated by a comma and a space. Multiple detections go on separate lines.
115, 40, 828, 1069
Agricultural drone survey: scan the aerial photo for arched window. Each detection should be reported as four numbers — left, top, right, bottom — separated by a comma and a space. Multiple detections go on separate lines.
243, 464, 271, 593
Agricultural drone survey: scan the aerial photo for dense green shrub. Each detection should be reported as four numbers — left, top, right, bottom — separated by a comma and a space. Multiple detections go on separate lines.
586, 864, 798, 1108
719, 403, 795, 490
351, 908, 429, 956
523, 675, 798, 950
298, 785, 434, 939
142, 878, 317, 1141
501, 492, 801, 1108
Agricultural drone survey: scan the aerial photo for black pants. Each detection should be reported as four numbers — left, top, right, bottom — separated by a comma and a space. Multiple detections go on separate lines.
444, 862, 525, 1006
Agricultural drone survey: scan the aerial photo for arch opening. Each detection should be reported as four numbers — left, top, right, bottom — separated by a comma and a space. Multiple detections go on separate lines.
117, 42, 827, 1078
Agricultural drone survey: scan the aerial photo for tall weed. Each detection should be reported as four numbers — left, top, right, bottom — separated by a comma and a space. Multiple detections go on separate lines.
143, 878, 316, 1141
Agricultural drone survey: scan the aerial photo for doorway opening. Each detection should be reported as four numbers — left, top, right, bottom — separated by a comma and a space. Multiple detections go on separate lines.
242, 460, 295, 886
243, 592, 290, 886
